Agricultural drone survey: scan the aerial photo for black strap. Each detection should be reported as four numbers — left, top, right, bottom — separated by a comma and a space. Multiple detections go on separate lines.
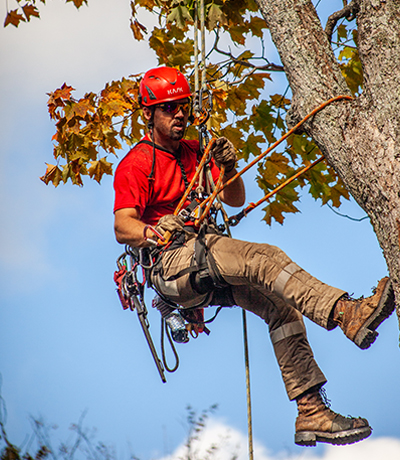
174, 154, 190, 189
137, 139, 190, 189
194, 225, 229, 290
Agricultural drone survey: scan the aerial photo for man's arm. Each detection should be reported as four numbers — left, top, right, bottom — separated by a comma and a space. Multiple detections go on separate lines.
114, 208, 151, 248
209, 137, 245, 208
219, 167, 245, 208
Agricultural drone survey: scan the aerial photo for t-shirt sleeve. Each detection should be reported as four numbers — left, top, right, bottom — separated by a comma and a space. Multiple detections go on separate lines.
113, 151, 152, 217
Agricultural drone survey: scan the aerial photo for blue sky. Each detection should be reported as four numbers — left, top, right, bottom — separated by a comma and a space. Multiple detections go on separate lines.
1, 1, 399, 459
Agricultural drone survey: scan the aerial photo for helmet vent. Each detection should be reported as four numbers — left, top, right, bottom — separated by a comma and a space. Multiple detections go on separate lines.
145, 85, 157, 100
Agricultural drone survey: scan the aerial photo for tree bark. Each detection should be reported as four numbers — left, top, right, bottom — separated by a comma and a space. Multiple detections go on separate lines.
255, 0, 400, 327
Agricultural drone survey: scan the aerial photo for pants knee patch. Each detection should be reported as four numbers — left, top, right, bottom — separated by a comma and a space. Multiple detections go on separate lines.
270, 320, 305, 344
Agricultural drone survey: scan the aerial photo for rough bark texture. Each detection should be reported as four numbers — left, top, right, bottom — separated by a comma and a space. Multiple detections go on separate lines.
255, 0, 400, 329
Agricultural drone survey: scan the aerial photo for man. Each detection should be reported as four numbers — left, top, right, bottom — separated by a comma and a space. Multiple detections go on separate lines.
113, 66, 395, 447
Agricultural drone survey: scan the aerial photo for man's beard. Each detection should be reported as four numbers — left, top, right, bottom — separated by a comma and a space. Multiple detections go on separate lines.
170, 130, 185, 140
169, 122, 186, 140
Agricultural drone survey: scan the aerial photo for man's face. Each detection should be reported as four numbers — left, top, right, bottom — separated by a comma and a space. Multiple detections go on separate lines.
145, 98, 191, 142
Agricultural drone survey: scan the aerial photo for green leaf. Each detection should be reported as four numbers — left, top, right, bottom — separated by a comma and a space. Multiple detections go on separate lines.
207, 3, 227, 29
248, 16, 266, 38
167, 5, 192, 29
228, 24, 248, 45
241, 133, 263, 162
337, 24, 347, 41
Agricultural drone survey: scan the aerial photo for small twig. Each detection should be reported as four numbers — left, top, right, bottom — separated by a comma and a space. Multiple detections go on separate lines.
331, 40, 357, 50
327, 203, 369, 222
213, 44, 284, 72
325, 0, 359, 43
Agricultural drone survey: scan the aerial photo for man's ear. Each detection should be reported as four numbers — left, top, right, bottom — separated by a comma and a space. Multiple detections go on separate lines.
142, 106, 152, 121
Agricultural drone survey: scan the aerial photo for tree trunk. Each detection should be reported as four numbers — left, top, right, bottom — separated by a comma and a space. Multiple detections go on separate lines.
255, 0, 400, 327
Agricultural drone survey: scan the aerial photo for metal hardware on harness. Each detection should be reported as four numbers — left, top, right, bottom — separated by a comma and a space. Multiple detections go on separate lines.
115, 251, 167, 383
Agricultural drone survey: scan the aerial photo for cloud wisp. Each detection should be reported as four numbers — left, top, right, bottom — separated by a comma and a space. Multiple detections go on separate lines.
157, 418, 400, 460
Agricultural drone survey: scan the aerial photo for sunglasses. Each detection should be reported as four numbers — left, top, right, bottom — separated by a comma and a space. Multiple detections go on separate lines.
157, 101, 191, 115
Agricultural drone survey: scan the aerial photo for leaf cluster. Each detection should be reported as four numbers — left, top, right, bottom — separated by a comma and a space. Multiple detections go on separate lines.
4, 1, 86, 28
335, 24, 363, 96
41, 77, 144, 186
34, 1, 362, 224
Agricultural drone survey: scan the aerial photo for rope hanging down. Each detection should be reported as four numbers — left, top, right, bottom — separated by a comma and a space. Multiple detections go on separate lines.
192, 8, 257, 453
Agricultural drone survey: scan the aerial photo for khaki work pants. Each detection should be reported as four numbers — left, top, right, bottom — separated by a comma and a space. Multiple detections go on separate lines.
154, 233, 345, 400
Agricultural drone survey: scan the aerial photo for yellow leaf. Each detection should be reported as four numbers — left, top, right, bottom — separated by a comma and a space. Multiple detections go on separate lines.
40, 163, 62, 187
88, 157, 113, 183
100, 91, 132, 117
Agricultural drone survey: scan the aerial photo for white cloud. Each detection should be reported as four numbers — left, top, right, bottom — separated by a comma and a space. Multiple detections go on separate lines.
157, 418, 400, 460
312, 438, 400, 460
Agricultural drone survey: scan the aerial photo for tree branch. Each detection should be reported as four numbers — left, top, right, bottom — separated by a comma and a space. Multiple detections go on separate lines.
325, 0, 360, 43
213, 44, 284, 72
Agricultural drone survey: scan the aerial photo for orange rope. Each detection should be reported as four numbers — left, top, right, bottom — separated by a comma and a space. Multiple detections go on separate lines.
229, 156, 325, 226
158, 138, 216, 245
195, 164, 225, 226
173, 137, 216, 216
201, 95, 352, 210
160, 95, 352, 242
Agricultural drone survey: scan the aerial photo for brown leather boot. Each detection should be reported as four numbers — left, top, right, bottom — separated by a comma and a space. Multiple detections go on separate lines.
332, 277, 395, 349
295, 388, 371, 446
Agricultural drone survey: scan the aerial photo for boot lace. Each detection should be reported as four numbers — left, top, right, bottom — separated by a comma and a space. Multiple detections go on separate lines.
319, 387, 332, 409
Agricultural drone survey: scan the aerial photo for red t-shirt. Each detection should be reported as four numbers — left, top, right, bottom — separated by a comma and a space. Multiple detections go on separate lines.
113, 135, 221, 226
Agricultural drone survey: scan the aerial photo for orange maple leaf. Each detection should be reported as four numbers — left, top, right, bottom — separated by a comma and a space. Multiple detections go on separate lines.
66, 0, 88, 9
4, 9, 26, 27
53, 83, 75, 101
22, 4, 40, 21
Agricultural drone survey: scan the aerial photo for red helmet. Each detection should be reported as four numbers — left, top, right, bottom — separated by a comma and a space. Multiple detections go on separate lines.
139, 66, 192, 107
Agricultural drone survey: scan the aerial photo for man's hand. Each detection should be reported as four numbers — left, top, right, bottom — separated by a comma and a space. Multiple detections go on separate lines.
210, 137, 237, 173
155, 214, 185, 238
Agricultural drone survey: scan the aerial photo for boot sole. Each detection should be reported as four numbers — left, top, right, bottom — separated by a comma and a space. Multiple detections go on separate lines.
295, 426, 372, 446
354, 278, 395, 350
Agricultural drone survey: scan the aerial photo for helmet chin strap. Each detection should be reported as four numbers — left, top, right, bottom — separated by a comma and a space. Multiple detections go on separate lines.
148, 108, 156, 181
